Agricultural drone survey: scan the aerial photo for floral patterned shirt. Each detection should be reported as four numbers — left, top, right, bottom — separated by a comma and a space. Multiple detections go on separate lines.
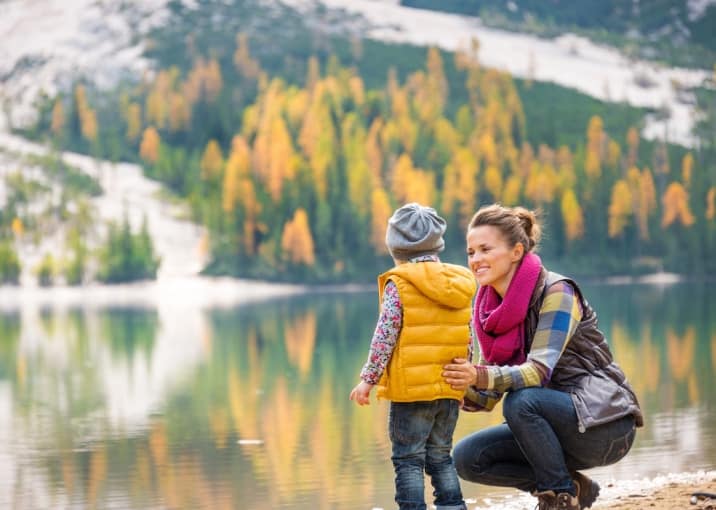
359, 256, 473, 385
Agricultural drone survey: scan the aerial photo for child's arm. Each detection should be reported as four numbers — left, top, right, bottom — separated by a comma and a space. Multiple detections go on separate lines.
350, 281, 402, 406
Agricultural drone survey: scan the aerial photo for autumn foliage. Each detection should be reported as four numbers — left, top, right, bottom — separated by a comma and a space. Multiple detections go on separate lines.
35, 33, 716, 281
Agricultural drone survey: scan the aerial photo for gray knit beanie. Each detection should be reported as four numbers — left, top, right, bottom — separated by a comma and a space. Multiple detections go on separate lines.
385, 203, 446, 260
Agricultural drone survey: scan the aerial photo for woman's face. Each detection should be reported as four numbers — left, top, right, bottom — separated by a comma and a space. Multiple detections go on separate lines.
466, 225, 524, 297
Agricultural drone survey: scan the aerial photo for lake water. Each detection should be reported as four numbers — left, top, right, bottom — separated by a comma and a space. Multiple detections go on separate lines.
0, 281, 714, 509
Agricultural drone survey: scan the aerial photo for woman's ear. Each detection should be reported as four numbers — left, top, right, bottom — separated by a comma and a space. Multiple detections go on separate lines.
511, 242, 524, 262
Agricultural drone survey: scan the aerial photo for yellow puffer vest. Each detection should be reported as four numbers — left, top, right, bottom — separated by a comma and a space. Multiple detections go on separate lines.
375, 261, 476, 402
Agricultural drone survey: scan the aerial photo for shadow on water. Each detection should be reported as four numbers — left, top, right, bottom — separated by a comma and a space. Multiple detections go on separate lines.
0, 282, 713, 508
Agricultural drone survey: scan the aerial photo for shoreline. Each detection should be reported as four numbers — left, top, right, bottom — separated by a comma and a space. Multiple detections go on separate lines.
0, 271, 693, 310
0, 275, 374, 310
466, 470, 716, 509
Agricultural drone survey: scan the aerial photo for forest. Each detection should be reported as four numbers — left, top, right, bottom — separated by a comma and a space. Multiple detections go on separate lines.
4, 0, 716, 283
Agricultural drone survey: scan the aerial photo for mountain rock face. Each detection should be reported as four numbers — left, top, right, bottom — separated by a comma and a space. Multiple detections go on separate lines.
0, 0, 171, 130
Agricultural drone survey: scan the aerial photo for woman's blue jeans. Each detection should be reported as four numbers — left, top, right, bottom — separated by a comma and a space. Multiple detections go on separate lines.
389, 399, 466, 510
453, 387, 636, 494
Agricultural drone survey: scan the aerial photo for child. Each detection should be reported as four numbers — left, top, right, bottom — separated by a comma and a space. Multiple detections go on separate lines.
350, 202, 476, 510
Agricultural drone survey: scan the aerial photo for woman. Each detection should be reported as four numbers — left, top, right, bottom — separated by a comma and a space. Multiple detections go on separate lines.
442, 204, 643, 510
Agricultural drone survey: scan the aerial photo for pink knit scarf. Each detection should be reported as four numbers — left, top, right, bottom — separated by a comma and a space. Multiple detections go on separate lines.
473, 253, 542, 365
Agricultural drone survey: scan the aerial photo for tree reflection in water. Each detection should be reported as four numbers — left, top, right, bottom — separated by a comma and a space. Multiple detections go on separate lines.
0, 283, 714, 509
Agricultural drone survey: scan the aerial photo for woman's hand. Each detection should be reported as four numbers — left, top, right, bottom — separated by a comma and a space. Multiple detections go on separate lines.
442, 358, 478, 391
349, 381, 374, 406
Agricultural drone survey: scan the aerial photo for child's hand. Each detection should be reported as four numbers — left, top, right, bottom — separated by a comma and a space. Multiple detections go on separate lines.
349, 381, 374, 406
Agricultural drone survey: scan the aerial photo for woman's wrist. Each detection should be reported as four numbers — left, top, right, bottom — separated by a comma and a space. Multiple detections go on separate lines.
474, 365, 490, 389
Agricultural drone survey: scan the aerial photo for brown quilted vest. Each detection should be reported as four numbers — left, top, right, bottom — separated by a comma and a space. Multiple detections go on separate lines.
524, 270, 644, 431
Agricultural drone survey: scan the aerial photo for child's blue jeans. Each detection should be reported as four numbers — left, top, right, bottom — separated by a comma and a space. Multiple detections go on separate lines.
389, 399, 466, 510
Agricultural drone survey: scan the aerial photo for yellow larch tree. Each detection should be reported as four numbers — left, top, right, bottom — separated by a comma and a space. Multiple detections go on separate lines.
139, 126, 160, 164
524, 161, 558, 205
630, 167, 657, 240
706, 187, 716, 220
284, 88, 310, 132
251, 79, 297, 200
222, 135, 251, 213
585, 115, 604, 179
241, 103, 260, 139
432, 117, 461, 155
233, 33, 261, 79
222, 156, 241, 214
484, 165, 503, 201
252, 79, 284, 183
410, 48, 446, 122
518, 142, 535, 178
200, 139, 225, 181
203, 58, 224, 102
425, 47, 448, 114
348, 74, 365, 106
299, 83, 336, 199
370, 188, 392, 254
606, 139, 621, 170
75, 84, 98, 143
168, 92, 191, 132
342, 114, 374, 217
182, 61, 203, 107
661, 181, 695, 227
441, 148, 477, 226
239, 177, 260, 255
79, 107, 98, 143
11, 217, 23, 237
396, 111, 418, 155
478, 132, 498, 170
561, 188, 584, 242
681, 152, 694, 187
145, 69, 173, 129
267, 115, 298, 201
281, 208, 315, 266
501, 175, 522, 206
404, 169, 435, 206
391, 153, 415, 204
608, 179, 633, 237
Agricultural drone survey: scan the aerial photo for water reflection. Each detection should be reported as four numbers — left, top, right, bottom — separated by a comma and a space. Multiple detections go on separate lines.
0, 282, 714, 509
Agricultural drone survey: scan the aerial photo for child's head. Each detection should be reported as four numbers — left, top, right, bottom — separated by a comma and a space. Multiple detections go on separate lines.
386, 203, 446, 262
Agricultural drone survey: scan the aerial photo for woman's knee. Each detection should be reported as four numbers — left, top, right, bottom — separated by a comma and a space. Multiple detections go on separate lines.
451, 436, 473, 480
452, 435, 487, 482
503, 388, 537, 423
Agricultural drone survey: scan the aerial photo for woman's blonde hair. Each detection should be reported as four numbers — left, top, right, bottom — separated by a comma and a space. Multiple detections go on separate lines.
467, 204, 542, 253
